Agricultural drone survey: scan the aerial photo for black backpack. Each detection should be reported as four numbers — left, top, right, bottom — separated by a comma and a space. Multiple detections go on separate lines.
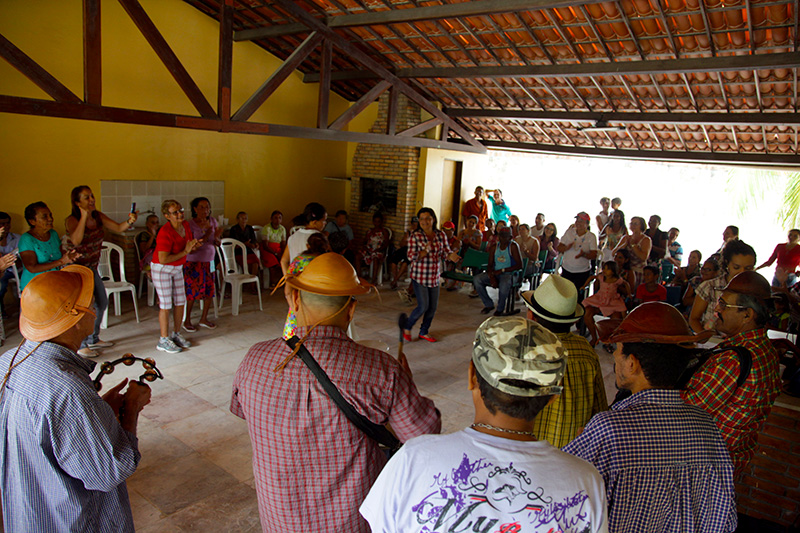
676, 345, 752, 390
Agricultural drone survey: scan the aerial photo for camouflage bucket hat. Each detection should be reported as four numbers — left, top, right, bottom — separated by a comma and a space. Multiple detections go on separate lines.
472, 316, 566, 397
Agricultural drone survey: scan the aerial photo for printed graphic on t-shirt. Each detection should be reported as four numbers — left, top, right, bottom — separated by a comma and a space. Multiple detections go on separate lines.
411, 453, 593, 533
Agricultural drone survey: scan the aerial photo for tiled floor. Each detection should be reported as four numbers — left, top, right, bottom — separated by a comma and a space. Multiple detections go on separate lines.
0, 282, 617, 532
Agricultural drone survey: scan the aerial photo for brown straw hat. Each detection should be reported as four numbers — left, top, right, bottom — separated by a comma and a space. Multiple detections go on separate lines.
284, 253, 373, 296
722, 271, 771, 302
596, 301, 713, 346
19, 265, 95, 342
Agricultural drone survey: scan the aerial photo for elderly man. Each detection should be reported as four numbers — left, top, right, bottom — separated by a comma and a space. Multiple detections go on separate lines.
682, 270, 782, 474
462, 185, 488, 230
521, 275, 607, 447
558, 212, 599, 299
361, 316, 608, 533
473, 226, 522, 316
0, 265, 151, 532
564, 303, 737, 533
231, 253, 441, 532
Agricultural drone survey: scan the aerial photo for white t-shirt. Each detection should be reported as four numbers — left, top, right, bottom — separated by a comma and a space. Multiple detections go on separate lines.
287, 228, 320, 261
560, 227, 598, 273
530, 225, 545, 239
360, 428, 608, 533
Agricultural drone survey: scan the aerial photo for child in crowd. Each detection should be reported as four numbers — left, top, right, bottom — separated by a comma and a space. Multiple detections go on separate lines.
357, 212, 391, 284
281, 233, 331, 339
442, 221, 461, 291
482, 218, 495, 243
458, 215, 482, 256
769, 292, 791, 331
635, 265, 667, 304
581, 261, 629, 346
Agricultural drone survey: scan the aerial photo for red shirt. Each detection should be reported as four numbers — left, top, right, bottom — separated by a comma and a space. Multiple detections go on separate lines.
462, 197, 488, 230
769, 242, 800, 272
231, 326, 441, 532
635, 283, 667, 303
152, 221, 191, 266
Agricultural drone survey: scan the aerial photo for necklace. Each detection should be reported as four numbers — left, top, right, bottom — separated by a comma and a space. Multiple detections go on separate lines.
470, 423, 536, 437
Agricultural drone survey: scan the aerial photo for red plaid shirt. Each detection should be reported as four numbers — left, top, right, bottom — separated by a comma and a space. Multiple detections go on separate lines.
231, 326, 441, 532
407, 229, 453, 287
682, 328, 781, 474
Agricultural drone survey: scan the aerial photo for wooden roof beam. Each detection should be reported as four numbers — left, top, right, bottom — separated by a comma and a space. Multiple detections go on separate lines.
0, 33, 81, 103
446, 109, 800, 126
234, 0, 607, 41
303, 52, 800, 82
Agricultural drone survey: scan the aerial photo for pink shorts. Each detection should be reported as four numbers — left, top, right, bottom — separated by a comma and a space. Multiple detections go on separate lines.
151, 263, 186, 309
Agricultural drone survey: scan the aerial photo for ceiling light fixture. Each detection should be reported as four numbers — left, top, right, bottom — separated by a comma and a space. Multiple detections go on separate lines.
577, 118, 627, 133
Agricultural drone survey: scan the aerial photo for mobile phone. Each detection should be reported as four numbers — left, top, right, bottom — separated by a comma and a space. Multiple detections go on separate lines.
130, 202, 136, 214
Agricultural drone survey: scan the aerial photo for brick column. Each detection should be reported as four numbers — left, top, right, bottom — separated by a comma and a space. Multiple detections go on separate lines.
350, 92, 422, 246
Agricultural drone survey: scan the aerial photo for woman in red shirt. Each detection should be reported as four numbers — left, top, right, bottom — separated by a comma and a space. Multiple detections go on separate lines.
757, 229, 800, 287
151, 200, 201, 354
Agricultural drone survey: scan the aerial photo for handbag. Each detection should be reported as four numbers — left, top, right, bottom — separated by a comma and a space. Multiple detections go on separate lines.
285, 336, 401, 456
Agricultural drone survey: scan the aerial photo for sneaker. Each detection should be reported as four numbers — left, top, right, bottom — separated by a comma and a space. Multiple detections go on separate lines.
170, 332, 192, 348
157, 337, 182, 354
77, 347, 99, 358
88, 339, 114, 349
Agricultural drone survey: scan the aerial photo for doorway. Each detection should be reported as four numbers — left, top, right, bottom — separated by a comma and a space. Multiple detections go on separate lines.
440, 160, 463, 226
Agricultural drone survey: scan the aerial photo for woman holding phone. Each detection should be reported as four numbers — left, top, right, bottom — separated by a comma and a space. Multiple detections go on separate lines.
65, 185, 138, 358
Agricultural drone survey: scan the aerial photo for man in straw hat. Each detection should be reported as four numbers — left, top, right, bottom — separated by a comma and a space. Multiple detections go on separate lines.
564, 302, 737, 533
231, 253, 440, 533
0, 265, 151, 532
520, 274, 607, 447
360, 315, 608, 532
682, 270, 781, 474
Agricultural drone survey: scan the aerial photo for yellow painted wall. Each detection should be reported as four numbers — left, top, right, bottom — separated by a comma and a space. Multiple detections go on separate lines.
0, 0, 376, 232
418, 148, 489, 224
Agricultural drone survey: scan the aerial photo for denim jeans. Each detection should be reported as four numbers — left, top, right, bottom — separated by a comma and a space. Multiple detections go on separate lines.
406, 280, 440, 336
473, 271, 513, 311
0, 268, 14, 311
81, 267, 109, 348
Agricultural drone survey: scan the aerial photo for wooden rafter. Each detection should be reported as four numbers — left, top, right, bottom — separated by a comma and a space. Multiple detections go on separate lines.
0, 33, 81, 103
217, 0, 234, 121
118, 0, 216, 118
83, 0, 102, 105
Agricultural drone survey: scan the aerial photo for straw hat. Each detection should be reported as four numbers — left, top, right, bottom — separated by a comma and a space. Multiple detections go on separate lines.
722, 271, 771, 302
521, 275, 584, 323
285, 253, 372, 296
596, 301, 713, 346
19, 265, 95, 342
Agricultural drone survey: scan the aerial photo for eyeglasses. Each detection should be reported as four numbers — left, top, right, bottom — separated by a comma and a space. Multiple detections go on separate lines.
717, 298, 748, 311
168, 208, 185, 216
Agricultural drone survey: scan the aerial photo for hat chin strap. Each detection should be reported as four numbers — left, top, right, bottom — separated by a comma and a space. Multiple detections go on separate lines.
273, 297, 354, 373
63, 301, 97, 318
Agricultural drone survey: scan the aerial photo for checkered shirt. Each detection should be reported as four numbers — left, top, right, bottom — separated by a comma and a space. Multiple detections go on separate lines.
0, 340, 140, 533
681, 327, 782, 474
531, 332, 608, 448
694, 274, 728, 330
407, 229, 453, 287
231, 326, 441, 533
564, 389, 737, 533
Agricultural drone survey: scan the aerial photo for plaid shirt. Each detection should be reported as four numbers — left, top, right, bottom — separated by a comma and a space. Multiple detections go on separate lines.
564, 389, 737, 533
681, 327, 781, 474
531, 332, 608, 448
407, 229, 453, 287
694, 274, 727, 330
231, 326, 441, 532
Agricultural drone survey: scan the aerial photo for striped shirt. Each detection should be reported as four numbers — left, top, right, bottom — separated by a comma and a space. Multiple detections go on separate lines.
563, 389, 737, 533
681, 327, 782, 474
231, 326, 441, 532
0, 340, 140, 533
531, 331, 608, 447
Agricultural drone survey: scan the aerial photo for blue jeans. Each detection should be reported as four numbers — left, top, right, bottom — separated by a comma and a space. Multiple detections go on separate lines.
474, 271, 513, 311
81, 268, 109, 348
406, 280, 440, 336
773, 273, 797, 288
0, 268, 14, 310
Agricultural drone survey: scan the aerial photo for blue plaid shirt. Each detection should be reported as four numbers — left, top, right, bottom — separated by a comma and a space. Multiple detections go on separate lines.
0, 340, 140, 532
563, 389, 737, 533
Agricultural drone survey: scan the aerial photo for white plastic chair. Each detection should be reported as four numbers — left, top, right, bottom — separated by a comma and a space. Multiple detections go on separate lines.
99, 241, 140, 329
133, 233, 155, 306
218, 238, 262, 316
369, 227, 393, 285
10, 261, 21, 298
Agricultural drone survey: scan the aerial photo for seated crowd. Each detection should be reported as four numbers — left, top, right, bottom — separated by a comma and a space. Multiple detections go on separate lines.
0, 185, 792, 533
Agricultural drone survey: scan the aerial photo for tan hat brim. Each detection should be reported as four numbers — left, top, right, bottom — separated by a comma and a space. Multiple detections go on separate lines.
597, 318, 714, 345
19, 265, 95, 342
521, 290, 585, 323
